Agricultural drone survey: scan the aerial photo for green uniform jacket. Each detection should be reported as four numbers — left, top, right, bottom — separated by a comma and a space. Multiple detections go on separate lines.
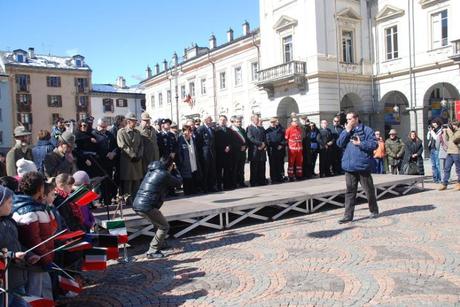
6, 143, 33, 176
137, 125, 160, 174
385, 137, 405, 166
117, 127, 144, 181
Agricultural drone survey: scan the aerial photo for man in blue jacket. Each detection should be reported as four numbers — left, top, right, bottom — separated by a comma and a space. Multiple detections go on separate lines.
336, 112, 379, 224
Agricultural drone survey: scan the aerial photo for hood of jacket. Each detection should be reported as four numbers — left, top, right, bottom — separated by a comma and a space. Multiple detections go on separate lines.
148, 160, 166, 172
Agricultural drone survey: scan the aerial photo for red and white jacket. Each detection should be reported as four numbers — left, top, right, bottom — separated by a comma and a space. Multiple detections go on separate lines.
285, 126, 303, 151
12, 195, 57, 266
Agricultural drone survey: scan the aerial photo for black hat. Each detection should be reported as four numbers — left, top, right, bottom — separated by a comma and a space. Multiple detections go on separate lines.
161, 118, 172, 125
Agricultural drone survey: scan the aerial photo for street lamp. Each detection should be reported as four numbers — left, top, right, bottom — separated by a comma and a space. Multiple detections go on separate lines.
167, 52, 180, 124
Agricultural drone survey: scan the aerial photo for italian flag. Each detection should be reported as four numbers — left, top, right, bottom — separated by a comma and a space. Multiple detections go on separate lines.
20, 296, 54, 307
104, 219, 129, 244
58, 275, 82, 294
63, 241, 93, 252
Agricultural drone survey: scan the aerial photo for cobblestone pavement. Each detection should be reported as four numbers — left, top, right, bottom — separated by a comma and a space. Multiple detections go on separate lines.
62, 181, 460, 306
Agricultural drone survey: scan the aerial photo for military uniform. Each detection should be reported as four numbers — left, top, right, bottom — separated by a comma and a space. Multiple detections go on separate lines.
195, 124, 217, 192
138, 125, 160, 174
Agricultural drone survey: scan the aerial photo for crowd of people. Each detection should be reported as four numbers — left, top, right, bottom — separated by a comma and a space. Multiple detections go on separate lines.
0, 108, 459, 305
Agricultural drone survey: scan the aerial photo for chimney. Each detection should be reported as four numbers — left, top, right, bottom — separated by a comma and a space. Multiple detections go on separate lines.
28, 47, 35, 58
172, 52, 178, 66
146, 66, 152, 78
154, 63, 160, 75
209, 34, 217, 49
243, 21, 250, 36
163, 59, 168, 71
227, 28, 234, 43
116, 76, 126, 88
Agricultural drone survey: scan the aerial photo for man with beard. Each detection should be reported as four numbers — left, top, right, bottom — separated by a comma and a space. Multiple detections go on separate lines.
266, 117, 286, 183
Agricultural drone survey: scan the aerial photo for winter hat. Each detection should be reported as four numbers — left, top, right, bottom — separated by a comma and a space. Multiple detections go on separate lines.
73, 170, 90, 186
0, 186, 13, 207
16, 158, 38, 177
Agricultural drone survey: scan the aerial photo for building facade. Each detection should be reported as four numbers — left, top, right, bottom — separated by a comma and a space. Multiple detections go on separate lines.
0, 48, 92, 142
91, 76, 145, 125
141, 22, 264, 125
0, 67, 13, 151
142, 0, 460, 142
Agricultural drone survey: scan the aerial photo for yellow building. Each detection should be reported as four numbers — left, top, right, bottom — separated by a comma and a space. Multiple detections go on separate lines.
0, 47, 92, 143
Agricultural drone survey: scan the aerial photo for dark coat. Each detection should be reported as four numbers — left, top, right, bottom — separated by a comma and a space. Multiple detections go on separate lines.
43, 148, 76, 178
157, 131, 178, 159
309, 129, 320, 150
32, 140, 55, 173
317, 128, 333, 149
0, 216, 28, 292
92, 129, 117, 172
177, 135, 201, 179
337, 123, 378, 172
402, 138, 424, 175
137, 126, 160, 174
215, 126, 236, 163
266, 125, 286, 156
246, 124, 267, 162
74, 130, 100, 177
133, 161, 182, 213
195, 124, 216, 161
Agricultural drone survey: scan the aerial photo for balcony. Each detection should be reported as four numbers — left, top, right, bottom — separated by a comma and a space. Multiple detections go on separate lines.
450, 39, 460, 62
257, 61, 306, 97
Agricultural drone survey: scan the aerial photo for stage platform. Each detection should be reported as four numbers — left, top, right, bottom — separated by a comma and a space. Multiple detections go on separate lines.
94, 174, 424, 239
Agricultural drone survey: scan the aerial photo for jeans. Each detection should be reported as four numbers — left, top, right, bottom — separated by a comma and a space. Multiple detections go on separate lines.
373, 158, 385, 174
138, 208, 170, 253
442, 154, 460, 185
344, 172, 379, 220
26, 271, 53, 299
430, 149, 442, 183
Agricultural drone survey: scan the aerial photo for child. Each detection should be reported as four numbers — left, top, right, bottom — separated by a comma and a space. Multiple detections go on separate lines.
72, 171, 95, 231
0, 185, 40, 307
12, 172, 56, 299
53, 174, 84, 231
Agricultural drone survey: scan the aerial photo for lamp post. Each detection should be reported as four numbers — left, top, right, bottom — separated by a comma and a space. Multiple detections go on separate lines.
167, 53, 180, 124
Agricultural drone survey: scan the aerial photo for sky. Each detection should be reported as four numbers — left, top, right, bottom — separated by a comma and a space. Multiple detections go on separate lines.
1, 0, 259, 85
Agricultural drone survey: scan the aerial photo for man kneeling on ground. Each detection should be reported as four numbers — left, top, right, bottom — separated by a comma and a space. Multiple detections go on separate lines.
133, 157, 182, 259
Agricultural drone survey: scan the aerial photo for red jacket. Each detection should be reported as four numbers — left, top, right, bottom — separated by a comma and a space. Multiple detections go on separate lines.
285, 126, 303, 151
12, 195, 57, 266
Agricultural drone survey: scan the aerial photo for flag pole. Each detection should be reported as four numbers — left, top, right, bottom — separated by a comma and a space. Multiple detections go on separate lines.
119, 195, 129, 263
50, 262, 74, 280
23, 229, 67, 254
56, 185, 87, 210
37, 238, 81, 260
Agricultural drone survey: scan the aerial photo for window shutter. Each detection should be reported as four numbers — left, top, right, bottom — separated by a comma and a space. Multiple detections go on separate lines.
432, 13, 441, 49
74, 78, 78, 87
47, 95, 51, 106
58, 77, 61, 87
26, 75, 30, 84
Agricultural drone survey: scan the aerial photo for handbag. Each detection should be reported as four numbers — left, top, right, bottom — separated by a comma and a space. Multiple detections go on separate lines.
403, 161, 419, 175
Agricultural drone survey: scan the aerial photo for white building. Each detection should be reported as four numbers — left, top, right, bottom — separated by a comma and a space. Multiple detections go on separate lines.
141, 22, 264, 125
0, 67, 13, 152
141, 0, 460, 142
91, 76, 145, 125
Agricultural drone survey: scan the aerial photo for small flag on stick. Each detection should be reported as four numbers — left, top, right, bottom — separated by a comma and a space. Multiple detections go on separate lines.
63, 241, 93, 253
104, 219, 129, 244
84, 234, 118, 247
58, 274, 82, 294
82, 248, 107, 271
20, 296, 54, 307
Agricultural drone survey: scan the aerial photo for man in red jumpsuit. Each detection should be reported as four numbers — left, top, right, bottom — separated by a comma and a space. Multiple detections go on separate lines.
285, 117, 304, 180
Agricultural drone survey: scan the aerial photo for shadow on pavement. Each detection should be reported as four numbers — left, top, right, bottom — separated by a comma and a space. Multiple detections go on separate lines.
59, 257, 208, 306
378, 204, 436, 217
307, 226, 355, 238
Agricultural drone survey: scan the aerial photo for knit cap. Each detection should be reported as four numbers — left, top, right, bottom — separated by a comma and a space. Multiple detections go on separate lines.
73, 171, 90, 186
16, 158, 38, 177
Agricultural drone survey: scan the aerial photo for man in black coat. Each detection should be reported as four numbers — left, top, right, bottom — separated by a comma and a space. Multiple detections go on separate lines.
230, 115, 248, 188
195, 115, 217, 193
133, 158, 182, 258
157, 119, 178, 160
330, 116, 344, 175
265, 117, 286, 183
300, 115, 312, 179
92, 118, 118, 207
317, 119, 334, 177
247, 114, 268, 186
215, 115, 236, 191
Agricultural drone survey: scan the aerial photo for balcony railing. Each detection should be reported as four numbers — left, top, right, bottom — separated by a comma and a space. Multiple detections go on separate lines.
450, 39, 460, 62
257, 60, 306, 84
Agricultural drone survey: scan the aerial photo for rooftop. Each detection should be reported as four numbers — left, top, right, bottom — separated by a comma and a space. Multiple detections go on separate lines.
0, 50, 91, 71
92, 83, 144, 94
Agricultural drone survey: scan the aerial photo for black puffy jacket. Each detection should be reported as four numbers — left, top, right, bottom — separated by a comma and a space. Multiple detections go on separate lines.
133, 161, 182, 212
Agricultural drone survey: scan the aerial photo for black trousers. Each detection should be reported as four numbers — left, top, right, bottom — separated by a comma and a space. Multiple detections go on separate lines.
268, 148, 284, 182
201, 157, 216, 192
183, 171, 199, 195
233, 151, 246, 187
344, 171, 379, 220
331, 146, 343, 175
250, 161, 266, 186
319, 148, 332, 177
216, 156, 234, 190
302, 148, 312, 178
